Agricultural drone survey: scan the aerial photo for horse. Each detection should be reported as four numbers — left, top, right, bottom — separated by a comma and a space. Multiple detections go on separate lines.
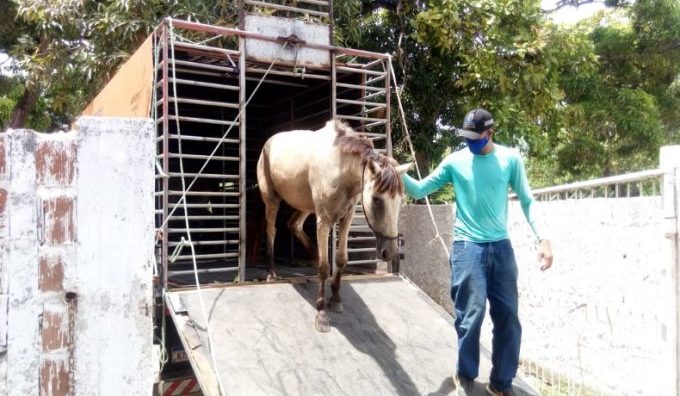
256, 119, 411, 332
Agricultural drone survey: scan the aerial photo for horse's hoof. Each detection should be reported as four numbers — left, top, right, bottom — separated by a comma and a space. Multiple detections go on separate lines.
266, 273, 278, 282
315, 311, 330, 332
328, 300, 344, 313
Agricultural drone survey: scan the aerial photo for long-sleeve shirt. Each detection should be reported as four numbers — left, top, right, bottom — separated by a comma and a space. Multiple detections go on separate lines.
402, 144, 540, 243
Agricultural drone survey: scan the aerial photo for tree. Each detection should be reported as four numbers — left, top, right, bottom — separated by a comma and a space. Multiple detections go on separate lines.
1, 0, 240, 131
548, 0, 680, 180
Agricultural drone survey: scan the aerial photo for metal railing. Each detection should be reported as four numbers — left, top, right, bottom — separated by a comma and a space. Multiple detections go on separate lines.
511, 169, 665, 202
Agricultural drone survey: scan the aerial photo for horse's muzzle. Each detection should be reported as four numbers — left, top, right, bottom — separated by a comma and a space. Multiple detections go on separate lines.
376, 236, 399, 261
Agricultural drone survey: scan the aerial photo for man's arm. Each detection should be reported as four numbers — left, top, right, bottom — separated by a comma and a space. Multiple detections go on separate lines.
401, 159, 452, 199
509, 152, 553, 271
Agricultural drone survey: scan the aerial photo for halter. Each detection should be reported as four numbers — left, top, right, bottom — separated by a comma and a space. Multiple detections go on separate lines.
361, 163, 400, 241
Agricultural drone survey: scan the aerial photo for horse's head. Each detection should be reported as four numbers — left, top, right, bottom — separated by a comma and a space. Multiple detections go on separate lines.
361, 157, 412, 261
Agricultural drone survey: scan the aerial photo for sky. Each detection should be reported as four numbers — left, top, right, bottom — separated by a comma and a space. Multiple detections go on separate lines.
542, 0, 607, 24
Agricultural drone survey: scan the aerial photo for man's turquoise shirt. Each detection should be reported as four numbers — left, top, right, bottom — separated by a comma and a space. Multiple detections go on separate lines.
402, 144, 540, 243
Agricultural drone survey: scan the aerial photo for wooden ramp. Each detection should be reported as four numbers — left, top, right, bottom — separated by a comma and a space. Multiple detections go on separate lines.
166, 275, 540, 396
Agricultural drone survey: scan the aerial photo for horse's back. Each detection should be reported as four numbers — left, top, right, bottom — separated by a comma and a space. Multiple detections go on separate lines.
259, 128, 335, 212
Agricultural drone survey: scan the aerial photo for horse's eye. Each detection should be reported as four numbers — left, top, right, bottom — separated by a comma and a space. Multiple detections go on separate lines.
372, 196, 381, 204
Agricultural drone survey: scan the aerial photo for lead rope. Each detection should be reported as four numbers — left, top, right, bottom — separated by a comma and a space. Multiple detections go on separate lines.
388, 56, 450, 256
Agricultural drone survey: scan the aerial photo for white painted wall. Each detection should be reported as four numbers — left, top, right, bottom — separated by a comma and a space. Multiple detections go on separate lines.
400, 193, 672, 395
73, 117, 155, 395
0, 118, 155, 395
5, 131, 40, 395
502, 197, 671, 396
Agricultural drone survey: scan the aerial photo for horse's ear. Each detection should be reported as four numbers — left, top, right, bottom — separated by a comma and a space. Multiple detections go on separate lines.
395, 162, 413, 175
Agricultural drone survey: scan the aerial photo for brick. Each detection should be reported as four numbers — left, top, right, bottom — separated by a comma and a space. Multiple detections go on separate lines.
36, 139, 76, 187
41, 311, 70, 352
39, 256, 64, 292
40, 359, 70, 396
39, 196, 75, 245
0, 134, 6, 178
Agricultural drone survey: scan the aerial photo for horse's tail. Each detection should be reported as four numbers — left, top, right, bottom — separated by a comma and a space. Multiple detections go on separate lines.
256, 139, 277, 201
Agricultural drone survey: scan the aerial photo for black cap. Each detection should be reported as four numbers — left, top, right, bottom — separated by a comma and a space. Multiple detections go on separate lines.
456, 108, 494, 139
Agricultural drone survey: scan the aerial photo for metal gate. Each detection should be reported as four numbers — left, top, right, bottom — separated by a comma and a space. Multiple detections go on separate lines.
153, 15, 392, 288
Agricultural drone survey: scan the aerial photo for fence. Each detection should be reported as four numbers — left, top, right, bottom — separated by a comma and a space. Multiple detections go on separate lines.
400, 145, 679, 396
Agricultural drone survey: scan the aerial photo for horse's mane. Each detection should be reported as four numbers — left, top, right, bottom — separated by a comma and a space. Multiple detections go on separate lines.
331, 119, 403, 197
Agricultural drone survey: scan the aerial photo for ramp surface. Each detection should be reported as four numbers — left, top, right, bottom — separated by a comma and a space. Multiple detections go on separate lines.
166, 275, 539, 396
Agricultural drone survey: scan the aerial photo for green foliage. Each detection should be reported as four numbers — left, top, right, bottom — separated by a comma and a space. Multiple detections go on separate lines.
0, 0, 677, 190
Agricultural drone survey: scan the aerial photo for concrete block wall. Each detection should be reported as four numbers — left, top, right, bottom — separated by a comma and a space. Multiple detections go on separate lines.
0, 117, 155, 396
399, 194, 672, 396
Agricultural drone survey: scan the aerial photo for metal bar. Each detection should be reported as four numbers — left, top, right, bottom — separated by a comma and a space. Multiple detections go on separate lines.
168, 18, 390, 59
348, 248, 376, 253
355, 132, 387, 139
166, 134, 239, 144
167, 172, 239, 180
336, 82, 385, 92
165, 153, 239, 161
336, 58, 384, 70
366, 120, 388, 129
246, 67, 331, 81
168, 203, 240, 209
244, 0, 329, 17
160, 97, 239, 109
167, 267, 239, 275
347, 259, 380, 265
173, 252, 240, 260
366, 72, 389, 89
385, 62, 392, 157
166, 116, 239, 126
174, 41, 239, 56
162, 24, 170, 290
337, 114, 387, 123
336, 66, 385, 77
525, 169, 664, 197
168, 215, 239, 221
163, 191, 240, 197
347, 237, 376, 242
361, 91, 386, 101
160, 77, 240, 91
297, 0, 329, 5
238, 36, 246, 283
168, 240, 239, 247
362, 105, 386, 115
336, 98, 387, 108
164, 59, 237, 73
168, 227, 240, 233
170, 67, 226, 79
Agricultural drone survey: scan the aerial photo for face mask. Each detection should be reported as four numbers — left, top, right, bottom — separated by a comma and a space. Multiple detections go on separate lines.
466, 136, 489, 155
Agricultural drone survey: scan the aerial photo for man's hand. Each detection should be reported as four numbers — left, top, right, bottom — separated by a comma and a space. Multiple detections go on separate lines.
537, 239, 553, 271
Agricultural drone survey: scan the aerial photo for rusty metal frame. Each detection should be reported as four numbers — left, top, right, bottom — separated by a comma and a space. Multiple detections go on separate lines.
154, 17, 393, 288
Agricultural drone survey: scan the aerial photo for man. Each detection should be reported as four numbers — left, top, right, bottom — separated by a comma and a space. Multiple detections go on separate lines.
401, 108, 553, 396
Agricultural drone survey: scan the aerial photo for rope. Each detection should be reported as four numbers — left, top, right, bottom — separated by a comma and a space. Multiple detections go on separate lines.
165, 21, 282, 395
157, 32, 278, 234
169, 21, 228, 396
388, 56, 450, 256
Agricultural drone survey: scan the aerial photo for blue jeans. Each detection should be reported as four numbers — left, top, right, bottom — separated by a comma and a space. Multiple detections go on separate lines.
450, 239, 521, 392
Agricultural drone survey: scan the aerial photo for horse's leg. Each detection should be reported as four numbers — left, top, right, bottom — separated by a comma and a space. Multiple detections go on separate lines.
314, 218, 332, 332
286, 211, 316, 266
257, 148, 281, 282
329, 205, 355, 313
264, 199, 281, 281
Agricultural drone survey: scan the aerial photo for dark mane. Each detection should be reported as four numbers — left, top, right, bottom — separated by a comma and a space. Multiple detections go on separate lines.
332, 119, 404, 197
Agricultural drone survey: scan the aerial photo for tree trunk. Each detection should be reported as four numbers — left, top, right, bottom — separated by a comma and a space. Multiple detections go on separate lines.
4, 35, 48, 130
4, 85, 39, 129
